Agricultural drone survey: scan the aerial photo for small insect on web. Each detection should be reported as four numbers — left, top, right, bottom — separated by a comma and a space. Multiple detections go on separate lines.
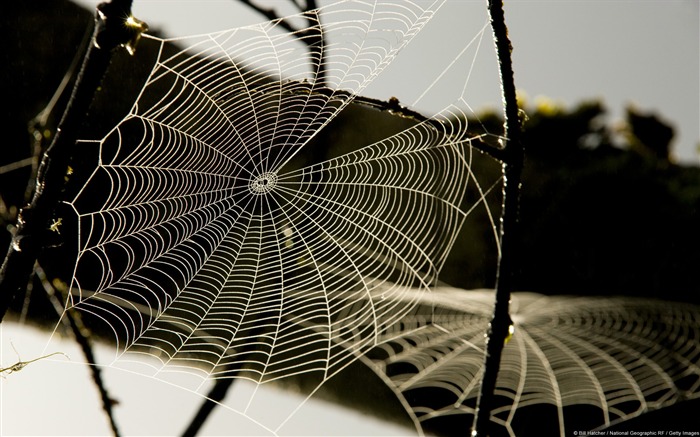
49, 0, 504, 433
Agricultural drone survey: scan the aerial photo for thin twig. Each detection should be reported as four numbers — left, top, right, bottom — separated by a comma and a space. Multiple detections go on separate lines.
65, 308, 121, 436
0, 158, 35, 176
34, 263, 121, 437
353, 94, 507, 161
180, 321, 268, 436
181, 377, 235, 437
238, 0, 326, 86
471, 0, 524, 435
303, 0, 326, 86
238, 0, 305, 35
26, 18, 95, 205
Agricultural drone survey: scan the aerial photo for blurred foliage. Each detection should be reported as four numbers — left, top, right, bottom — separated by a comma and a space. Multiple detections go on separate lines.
407, 96, 700, 304
508, 100, 699, 303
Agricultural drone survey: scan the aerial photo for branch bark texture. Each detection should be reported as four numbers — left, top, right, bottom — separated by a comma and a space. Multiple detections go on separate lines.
472, 0, 524, 435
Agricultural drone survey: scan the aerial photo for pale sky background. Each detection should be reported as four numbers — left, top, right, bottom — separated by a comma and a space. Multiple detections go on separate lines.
0, 322, 412, 436
2, 1, 699, 436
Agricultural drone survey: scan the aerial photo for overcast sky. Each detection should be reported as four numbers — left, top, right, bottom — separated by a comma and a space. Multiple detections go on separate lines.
3, 1, 699, 435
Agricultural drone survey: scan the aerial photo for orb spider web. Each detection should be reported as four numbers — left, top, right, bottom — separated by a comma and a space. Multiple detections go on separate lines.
51, 1, 503, 431
34, 2, 700, 436
363, 288, 700, 436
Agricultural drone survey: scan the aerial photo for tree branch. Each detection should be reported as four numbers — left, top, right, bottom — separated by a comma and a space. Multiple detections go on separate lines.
238, 0, 304, 36
65, 308, 121, 436
0, 0, 146, 323
34, 263, 121, 437
472, 0, 524, 435
27, 18, 95, 204
180, 330, 265, 437
181, 377, 235, 437
353, 94, 507, 161
238, 0, 326, 86
303, 0, 326, 86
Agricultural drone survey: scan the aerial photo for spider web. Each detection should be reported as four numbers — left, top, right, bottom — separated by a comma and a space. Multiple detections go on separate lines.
364, 288, 700, 436
51, 0, 503, 429
30, 2, 698, 436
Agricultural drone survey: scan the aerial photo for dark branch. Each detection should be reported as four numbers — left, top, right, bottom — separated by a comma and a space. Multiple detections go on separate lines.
180, 331, 266, 437
302, 3, 326, 87
65, 308, 121, 436
34, 264, 121, 437
238, 0, 305, 36
472, 0, 525, 436
238, 1, 323, 47
26, 18, 95, 204
0, 0, 146, 323
181, 377, 235, 437
353, 95, 507, 161
237, 1, 327, 87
